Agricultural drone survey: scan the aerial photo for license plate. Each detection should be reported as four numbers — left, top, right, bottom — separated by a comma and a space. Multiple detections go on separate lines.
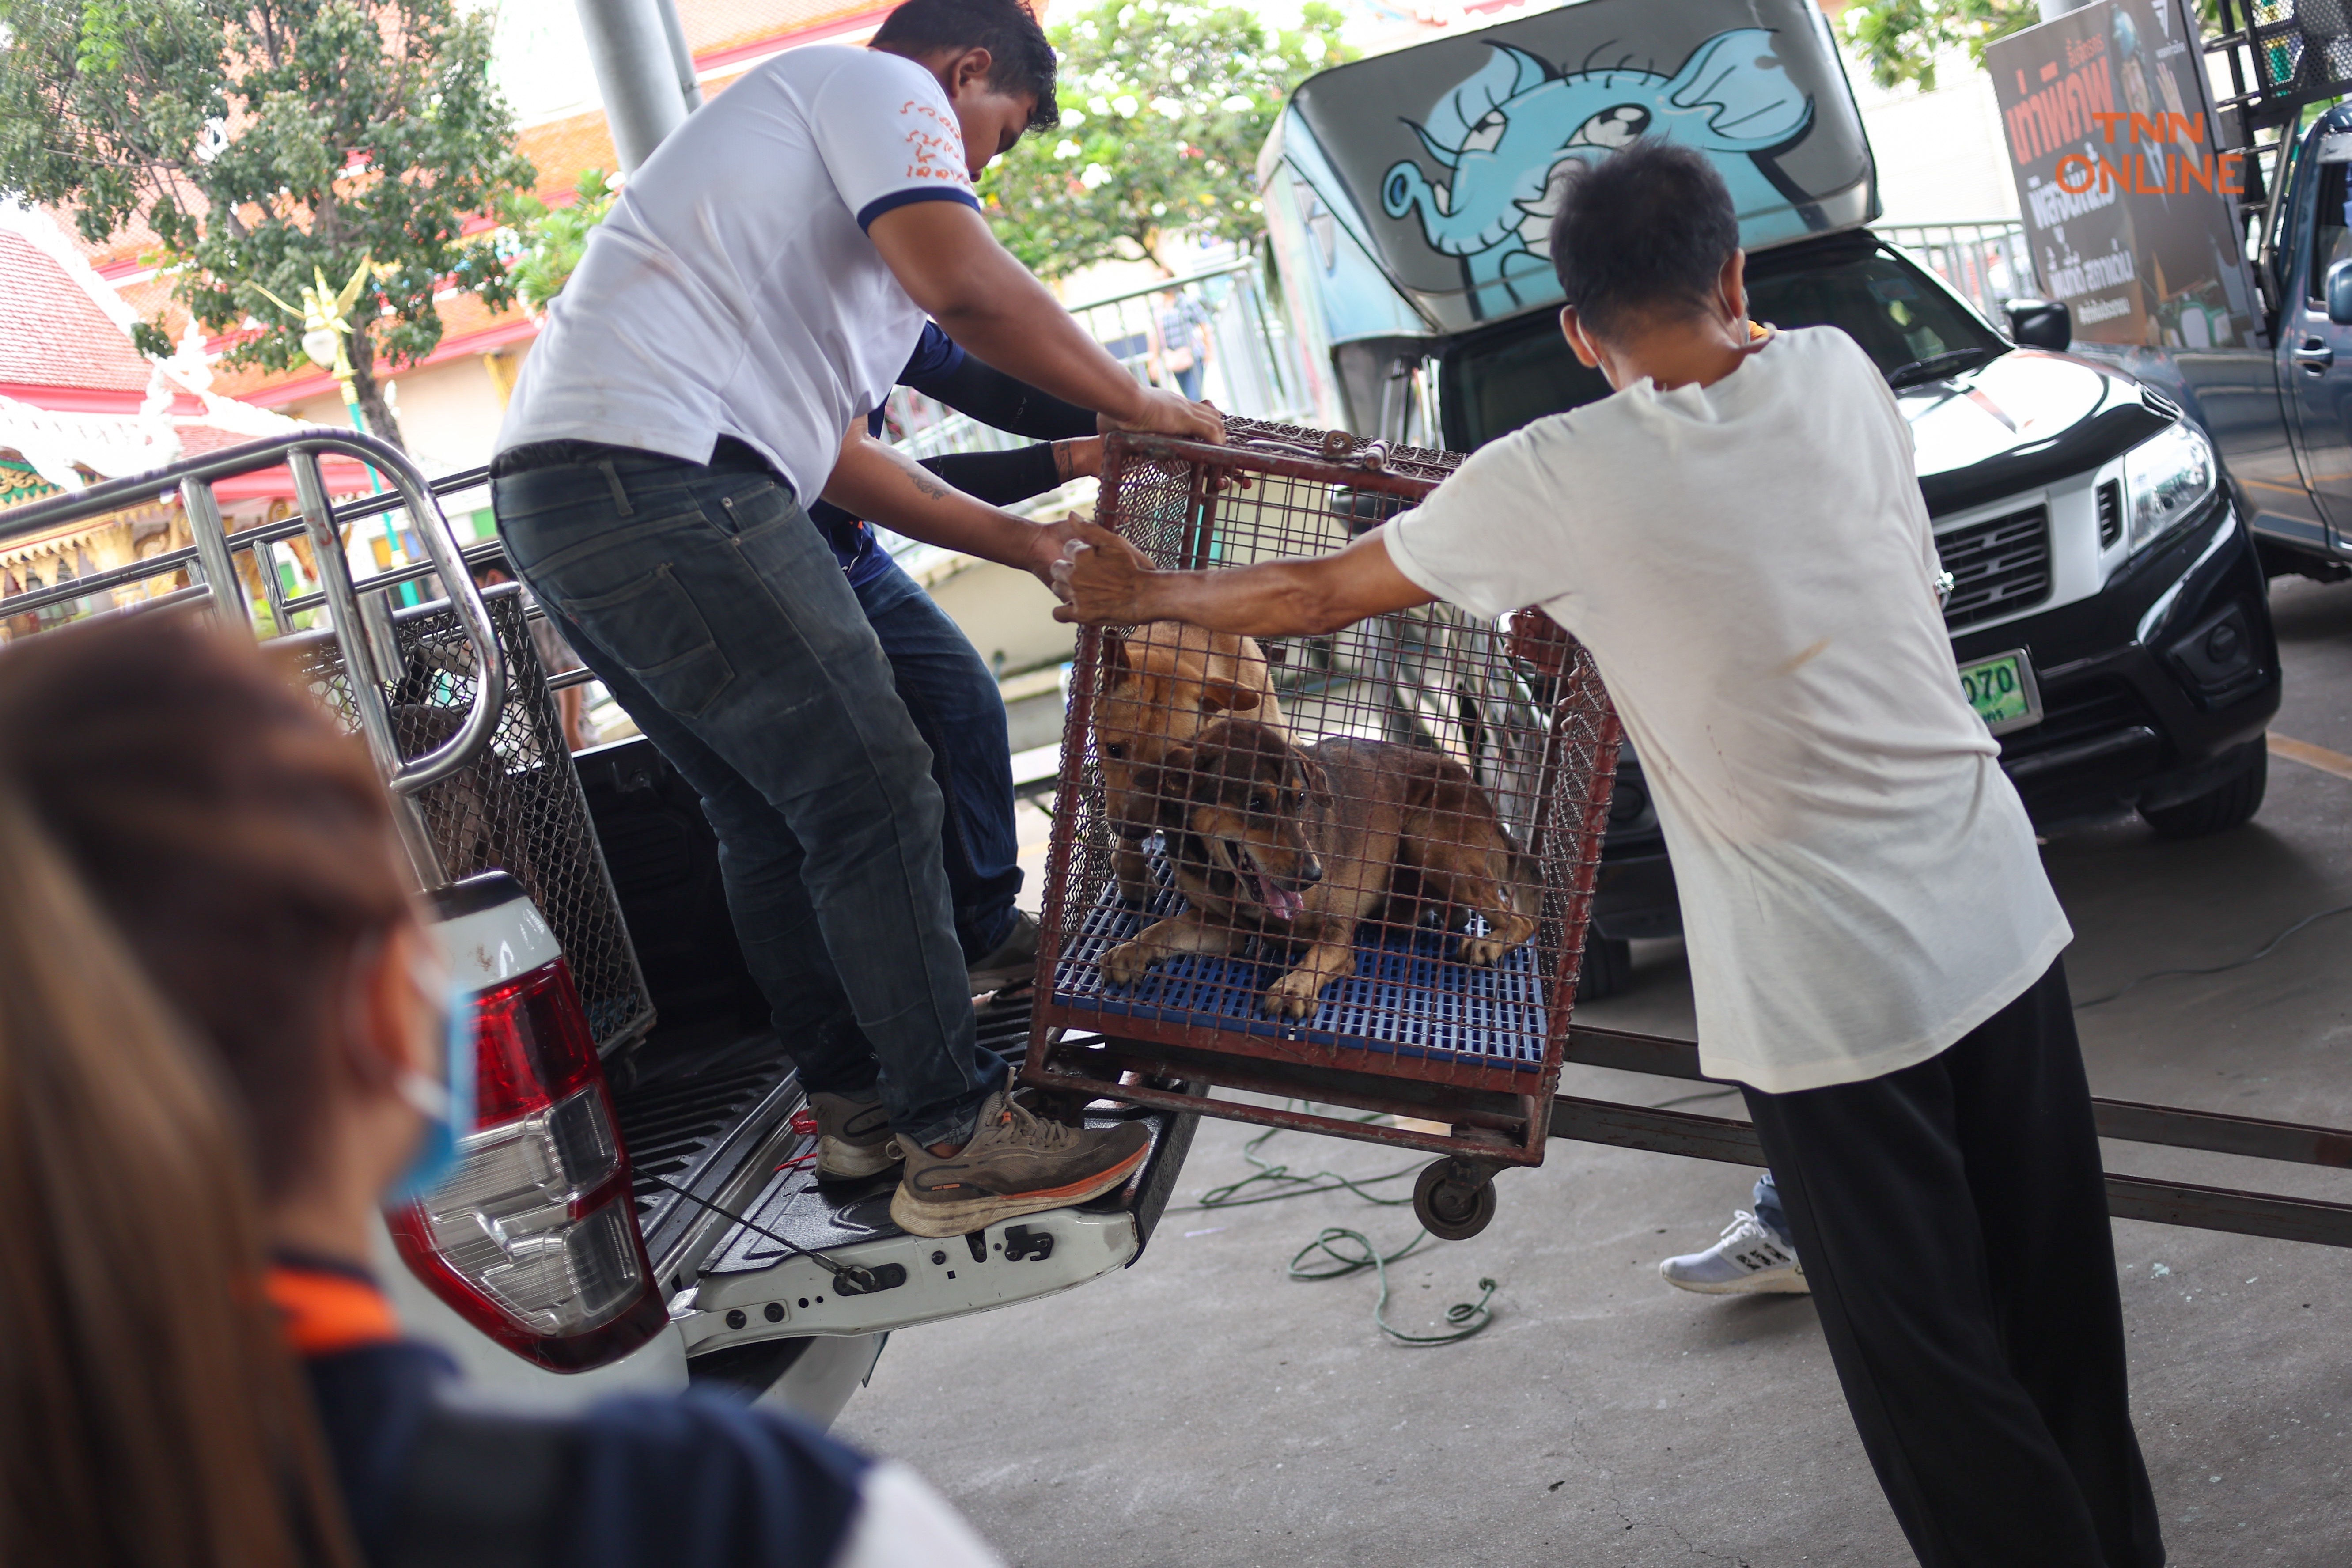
1958, 649, 2042, 735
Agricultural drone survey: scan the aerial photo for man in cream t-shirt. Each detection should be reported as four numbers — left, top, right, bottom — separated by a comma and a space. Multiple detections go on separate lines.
1049, 142, 2163, 1567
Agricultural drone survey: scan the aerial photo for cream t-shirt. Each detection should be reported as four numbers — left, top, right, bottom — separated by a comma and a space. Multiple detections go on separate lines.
1384, 326, 2069, 1093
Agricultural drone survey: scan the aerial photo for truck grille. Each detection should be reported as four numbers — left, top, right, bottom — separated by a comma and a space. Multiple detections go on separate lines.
1939, 504, 2052, 629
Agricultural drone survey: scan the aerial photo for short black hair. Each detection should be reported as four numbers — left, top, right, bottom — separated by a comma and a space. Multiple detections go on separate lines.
871, 0, 1060, 132
1548, 140, 1740, 339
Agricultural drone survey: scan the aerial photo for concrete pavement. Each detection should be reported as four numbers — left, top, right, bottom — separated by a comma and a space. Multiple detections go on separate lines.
841, 577, 2352, 1566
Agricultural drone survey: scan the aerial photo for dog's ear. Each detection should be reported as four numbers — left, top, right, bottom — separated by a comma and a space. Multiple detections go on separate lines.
1098, 630, 1132, 688
1198, 676, 1261, 716
1297, 755, 1329, 801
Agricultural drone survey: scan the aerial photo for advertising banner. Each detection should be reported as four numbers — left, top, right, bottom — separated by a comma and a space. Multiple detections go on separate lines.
1986, 0, 2257, 350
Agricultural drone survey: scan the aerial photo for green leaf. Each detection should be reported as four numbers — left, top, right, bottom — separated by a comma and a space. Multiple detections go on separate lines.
0, 0, 538, 441
976, 0, 1352, 280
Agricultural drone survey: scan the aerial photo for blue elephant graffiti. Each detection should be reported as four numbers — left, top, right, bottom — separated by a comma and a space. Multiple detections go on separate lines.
1381, 30, 1815, 320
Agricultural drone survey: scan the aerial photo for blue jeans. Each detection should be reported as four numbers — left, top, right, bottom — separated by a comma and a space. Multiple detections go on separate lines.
1754, 1170, 1788, 1242
854, 556, 1021, 960
492, 450, 1004, 1147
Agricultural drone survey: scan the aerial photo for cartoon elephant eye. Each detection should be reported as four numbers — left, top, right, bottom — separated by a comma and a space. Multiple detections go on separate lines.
1460, 109, 1506, 154
1571, 105, 1652, 150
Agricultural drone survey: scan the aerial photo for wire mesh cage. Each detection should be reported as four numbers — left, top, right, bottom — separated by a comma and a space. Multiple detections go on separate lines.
291, 582, 655, 1054
1024, 418, 1622, 1216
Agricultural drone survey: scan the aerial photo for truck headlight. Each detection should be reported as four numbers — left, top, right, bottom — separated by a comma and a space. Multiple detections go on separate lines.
2124, 421, 2216, 554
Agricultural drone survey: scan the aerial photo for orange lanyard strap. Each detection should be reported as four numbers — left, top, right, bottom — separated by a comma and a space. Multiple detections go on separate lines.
265, 1261, 400, 1356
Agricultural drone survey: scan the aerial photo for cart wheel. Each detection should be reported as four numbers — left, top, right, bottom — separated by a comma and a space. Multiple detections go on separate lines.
1414, 1159, 1498, 1241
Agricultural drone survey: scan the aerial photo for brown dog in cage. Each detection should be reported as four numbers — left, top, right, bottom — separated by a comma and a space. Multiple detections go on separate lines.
1093, 621, 1287, 904
1099, 716, 1542, 1020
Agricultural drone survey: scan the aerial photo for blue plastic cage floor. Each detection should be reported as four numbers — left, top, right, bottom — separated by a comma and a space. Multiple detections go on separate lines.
1049, 846, 1549, 1072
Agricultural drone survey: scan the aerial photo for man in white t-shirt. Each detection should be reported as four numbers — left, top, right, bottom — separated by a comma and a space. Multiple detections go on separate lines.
1049, 142, 2163, 1566
490, 0, 1220, 1239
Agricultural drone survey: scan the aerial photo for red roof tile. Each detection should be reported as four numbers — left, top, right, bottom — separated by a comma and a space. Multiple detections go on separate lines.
0, 232, 150, 393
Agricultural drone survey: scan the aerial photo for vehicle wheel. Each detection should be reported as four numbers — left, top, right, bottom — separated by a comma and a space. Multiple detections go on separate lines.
2140, 746, 2268, 839
1413, 1159, 1498, 1241
1576, 930, 1633, 1001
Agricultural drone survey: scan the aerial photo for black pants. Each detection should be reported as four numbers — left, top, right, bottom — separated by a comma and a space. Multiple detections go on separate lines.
1742, 960, 2164, 1568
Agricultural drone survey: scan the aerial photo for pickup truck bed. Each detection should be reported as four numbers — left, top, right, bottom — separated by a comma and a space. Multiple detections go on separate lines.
577, 734, 1194, 1390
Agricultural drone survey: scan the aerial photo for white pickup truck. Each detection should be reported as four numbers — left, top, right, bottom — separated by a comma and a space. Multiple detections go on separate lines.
0, 431, 1197, 1427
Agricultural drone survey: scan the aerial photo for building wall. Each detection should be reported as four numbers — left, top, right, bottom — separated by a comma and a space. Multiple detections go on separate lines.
1841, 41, 2022, 227
285, 347, 524, 482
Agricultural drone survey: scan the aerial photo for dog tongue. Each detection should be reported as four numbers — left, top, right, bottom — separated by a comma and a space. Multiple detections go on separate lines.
1264, 883, 1305, 923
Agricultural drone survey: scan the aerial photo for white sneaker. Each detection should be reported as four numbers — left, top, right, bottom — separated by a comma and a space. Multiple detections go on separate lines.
1659, 1210, 1809, 1295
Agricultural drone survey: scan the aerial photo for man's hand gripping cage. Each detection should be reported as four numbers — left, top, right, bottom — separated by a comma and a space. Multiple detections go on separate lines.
1021, 418, 1625, 1239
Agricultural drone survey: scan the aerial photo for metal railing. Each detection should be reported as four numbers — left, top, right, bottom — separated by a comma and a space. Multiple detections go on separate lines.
0, 442, 655, 1050
0, 433, 504, 887
1877, 219, 2034, 324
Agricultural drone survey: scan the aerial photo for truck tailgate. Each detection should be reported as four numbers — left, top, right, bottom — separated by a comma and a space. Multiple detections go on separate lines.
679, 1052, 1197, 1355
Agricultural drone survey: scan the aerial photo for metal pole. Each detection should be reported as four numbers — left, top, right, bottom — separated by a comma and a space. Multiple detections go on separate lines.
290, 450, 448, 889
179, 477, 253, 635
572, 0, 693, 174
654, 0, 704, 112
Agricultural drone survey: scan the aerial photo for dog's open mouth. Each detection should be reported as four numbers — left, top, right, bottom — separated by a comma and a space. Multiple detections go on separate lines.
1227, 841, 1304, 923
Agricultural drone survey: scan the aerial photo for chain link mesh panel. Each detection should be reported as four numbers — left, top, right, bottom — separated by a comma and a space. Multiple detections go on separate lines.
293, 583, 654, 1053
1026, 419, 1621, 1166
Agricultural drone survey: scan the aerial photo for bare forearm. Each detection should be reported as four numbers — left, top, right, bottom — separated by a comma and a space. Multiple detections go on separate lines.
1054, 525, 1436, 633
1129, 560, 1353, 637
822, 436, 1049, 576
869, 205, 1147, 422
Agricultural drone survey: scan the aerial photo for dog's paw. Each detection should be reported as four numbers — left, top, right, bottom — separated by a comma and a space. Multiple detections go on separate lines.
1261, 969, 1327, 1020
1100, 939, 1157, 989
1455, 933, 1511, 966
1114, 876, 1154, 907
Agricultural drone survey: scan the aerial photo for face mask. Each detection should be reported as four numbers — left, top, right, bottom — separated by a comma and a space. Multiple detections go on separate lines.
386, 961, 478, 1205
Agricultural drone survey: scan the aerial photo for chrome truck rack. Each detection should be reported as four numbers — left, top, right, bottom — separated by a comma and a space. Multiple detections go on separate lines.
0, 435, 652, 1053
0, 431, 503, 886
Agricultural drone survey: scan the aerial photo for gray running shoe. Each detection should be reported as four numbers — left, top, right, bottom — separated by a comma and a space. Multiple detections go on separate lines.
809, 1088, 899, 1182
888, 1087, 1150, 1238
967, 909, 1040, 995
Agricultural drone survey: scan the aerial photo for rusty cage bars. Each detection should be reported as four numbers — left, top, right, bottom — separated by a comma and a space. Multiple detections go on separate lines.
1023, 419, 1624, 1233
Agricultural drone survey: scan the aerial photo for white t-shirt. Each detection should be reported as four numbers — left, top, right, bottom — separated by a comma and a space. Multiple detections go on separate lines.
495, 46, 977, 503
1383, 326, 2070, 1094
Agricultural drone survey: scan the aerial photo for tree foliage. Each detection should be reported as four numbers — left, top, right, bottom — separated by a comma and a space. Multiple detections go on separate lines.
1841, 0, 2224, 93
0, 0, 536, 446
500, 167, 615, 312
1838, 0, 2041, 92
978, 0, 1352, 280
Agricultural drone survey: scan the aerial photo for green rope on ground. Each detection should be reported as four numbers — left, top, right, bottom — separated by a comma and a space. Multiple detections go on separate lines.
1177, 1116, 1422, 1213
1288, 1226, 1499, 1345
1172, 1107, 1500, 1346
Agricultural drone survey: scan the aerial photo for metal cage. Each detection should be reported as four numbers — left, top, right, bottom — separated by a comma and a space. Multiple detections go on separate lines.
1024, 419, 1622, 1224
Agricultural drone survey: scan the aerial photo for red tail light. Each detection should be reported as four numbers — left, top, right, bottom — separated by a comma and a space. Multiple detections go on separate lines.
386, 958, 667, 1371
